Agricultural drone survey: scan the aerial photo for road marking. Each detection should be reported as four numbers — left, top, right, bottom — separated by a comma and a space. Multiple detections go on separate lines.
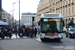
11, 34, 27, 39
36, 38, 41, 42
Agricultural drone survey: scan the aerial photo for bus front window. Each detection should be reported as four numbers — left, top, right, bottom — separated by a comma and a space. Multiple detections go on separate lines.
41, 21, 63, 33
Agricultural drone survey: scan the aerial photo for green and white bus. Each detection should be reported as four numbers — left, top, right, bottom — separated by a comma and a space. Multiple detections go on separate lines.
39, 13, 63, 42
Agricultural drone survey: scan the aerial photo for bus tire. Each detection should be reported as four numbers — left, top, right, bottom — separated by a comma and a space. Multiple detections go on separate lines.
57, 39, 60, 41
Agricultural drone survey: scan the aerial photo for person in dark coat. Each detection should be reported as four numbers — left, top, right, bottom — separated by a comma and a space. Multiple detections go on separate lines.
1, 27, 5, 35
26, 27, 30, 37
19, 27, 23, 37
30, 27, 33, 38
4, 27, 8, 36
35, 27, 37, 37
22, 25, 26, 36
14, 27, 17, 38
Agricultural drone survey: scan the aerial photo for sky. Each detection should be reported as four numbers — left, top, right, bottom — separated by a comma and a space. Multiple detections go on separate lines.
2, 0, 40, 20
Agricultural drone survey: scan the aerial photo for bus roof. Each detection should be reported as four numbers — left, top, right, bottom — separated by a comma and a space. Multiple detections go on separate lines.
41, 13, 62, 18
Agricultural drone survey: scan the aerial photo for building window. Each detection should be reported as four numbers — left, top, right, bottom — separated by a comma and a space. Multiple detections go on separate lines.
66, 19, 67, 25
59, 5, 60, 8
63, 3, 65, 6
69, 18, 70, 21
69, 8, 70, 14
63, 10, 65, 15
61, 11, 62, 14
72, 7, 74, 13
72, 0, 74, 2
66, 9, 67, 15
66, 1, 67, 5
69, 0, 71, 4
61, 4, 62, 7
59, 11, 60, 13
72, 18, 74, 21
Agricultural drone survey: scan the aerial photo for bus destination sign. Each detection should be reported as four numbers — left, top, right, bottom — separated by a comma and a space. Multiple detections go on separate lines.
43, 19, 59, 22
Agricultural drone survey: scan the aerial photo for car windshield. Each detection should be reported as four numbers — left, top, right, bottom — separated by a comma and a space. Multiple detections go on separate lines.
70, 29, 75, 32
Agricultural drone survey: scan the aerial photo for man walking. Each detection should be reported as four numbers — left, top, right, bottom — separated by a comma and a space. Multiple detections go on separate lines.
35, 27, 37, 37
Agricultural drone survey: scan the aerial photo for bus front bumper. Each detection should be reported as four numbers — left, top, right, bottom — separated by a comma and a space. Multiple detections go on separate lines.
40, 35, 63, 39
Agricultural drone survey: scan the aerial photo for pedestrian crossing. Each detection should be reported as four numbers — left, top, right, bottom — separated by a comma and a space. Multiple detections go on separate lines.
11, 34, 28, 39
36, 38, 41, 42
12, 34, 19, 38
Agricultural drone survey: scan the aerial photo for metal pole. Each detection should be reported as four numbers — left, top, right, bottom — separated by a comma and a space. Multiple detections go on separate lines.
19, 0, 20, 28
12, 3, 15, 28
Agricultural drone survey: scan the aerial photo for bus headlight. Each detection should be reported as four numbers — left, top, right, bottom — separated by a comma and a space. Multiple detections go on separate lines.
59, 35, 63, 37
40, 34, 45, 38
42, 34, 45, 37
59, 35, 61, 37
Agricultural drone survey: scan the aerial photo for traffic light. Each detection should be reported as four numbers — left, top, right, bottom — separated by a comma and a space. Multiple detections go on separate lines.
32, 17, 35, 21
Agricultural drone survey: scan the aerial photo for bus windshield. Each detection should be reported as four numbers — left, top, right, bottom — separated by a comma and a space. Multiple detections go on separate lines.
41, 19, 63, 33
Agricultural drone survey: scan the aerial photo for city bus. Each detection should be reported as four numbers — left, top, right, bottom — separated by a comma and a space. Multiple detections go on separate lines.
39, 13, 63, 42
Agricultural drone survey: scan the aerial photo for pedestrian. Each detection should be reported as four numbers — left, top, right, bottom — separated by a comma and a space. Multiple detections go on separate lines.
30, 27, 33, 38
12, 27, 15, 34
35, 27, 37, 37
4, 27, 8, 35
19, 27, 23, 37
38, 26, 40, 35
32, 27, 35, 37
10, 28, 12, 32
23, 27, 26, 36
9, 28, 12, 34
1, 27, 5, 35
14, 27, 17, 38
4, 27, 8, 38
18, 28, 20, 36
26, 27, 30, 37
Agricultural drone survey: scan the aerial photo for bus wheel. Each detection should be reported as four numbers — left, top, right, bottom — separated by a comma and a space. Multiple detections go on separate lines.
57, 39, 60, 41
41, 38, 45, 42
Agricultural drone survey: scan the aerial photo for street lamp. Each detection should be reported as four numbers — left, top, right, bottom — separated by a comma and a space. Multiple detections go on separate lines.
19, 0, 20, 28
13, 2, 16, 21
13, 2, 16, 27
10, 2, 16, 28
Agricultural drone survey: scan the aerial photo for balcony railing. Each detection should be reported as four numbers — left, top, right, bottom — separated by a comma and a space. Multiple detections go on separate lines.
60, 7, 62, 8
71, 2, 74, 5
68, 4, 70, 6
63, 6, 65, 8
56, 8, 60, 10
65, 5, 67, 7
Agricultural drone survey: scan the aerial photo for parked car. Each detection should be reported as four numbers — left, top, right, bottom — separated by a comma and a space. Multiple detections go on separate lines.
66, 28, 75, 38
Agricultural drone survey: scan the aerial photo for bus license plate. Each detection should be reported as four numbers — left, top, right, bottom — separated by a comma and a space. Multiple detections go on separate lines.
50, 36, 54, 39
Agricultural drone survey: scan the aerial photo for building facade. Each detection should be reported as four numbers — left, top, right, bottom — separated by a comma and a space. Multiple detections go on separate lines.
21, 12, 37, 26
0, 0, 2, 19
2, 9, 14, 28
37, 0, 75, 27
